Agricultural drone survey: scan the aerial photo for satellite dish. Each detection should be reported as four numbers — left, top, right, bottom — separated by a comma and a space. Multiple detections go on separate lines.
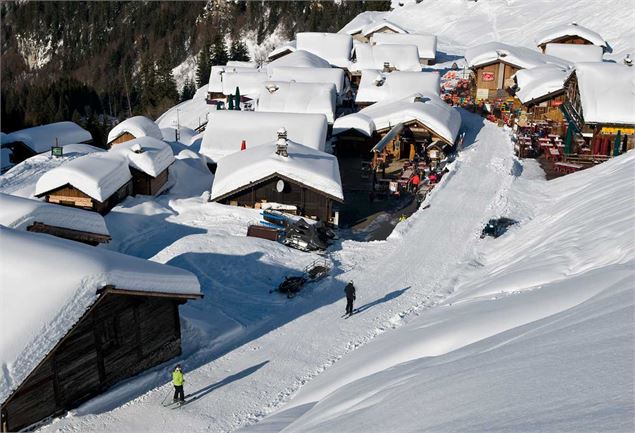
276, 180, 285, 192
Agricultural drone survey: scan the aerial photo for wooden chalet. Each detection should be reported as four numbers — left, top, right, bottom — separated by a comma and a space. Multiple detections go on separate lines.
38, 181, 132, 215
560, 63, 635, 157
107, 116, 164, 149
113, 137, 175, 196
535, 22, 608, 53
210, 130, 344, 224
0, 228, 201, 432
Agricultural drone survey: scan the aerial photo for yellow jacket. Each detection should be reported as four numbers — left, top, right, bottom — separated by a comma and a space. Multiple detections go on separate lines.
172, 369, 184, 386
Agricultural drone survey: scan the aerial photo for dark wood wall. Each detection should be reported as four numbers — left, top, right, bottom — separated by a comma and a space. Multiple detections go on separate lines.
41, 181, 133, 215
219, 175, 336, 222
131, 167, 169, 196
1, 293, 183, 432
108, 132, 136, 148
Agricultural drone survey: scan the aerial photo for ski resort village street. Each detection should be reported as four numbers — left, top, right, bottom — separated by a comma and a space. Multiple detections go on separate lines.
1, 1, 634, 432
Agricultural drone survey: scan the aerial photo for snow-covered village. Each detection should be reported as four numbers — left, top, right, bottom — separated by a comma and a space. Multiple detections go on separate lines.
0, 0, 633, 432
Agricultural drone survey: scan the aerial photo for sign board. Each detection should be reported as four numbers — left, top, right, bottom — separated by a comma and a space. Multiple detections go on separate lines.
51, 146, 63, 157
482, 71, 495, 82
601, 127, 634, 135
476, 88, 489, 101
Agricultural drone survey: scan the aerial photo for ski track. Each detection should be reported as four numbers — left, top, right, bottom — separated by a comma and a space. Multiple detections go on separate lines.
35, 112, 516, 433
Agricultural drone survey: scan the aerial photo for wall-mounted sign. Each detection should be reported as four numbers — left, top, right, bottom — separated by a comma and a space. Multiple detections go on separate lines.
276, 179, 285, 192
482, 71, 495, 82
476, 88, 490, 101
601, 127, 634, 135
51, 146, 63, 157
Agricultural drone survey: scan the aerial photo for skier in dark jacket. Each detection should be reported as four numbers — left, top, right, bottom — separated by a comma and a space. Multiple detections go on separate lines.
344, 281, 356, 316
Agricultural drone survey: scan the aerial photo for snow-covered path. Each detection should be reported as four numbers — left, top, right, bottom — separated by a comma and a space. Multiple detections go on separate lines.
37, 111, 516, 433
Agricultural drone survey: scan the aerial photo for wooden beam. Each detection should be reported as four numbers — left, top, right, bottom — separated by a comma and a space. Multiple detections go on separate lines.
98, 287, 203, 300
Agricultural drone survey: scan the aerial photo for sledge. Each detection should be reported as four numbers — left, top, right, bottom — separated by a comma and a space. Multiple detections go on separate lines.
270, 259, 332, 298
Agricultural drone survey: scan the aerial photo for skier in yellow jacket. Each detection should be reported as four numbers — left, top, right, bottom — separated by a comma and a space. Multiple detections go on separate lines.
172, 364, 185, 403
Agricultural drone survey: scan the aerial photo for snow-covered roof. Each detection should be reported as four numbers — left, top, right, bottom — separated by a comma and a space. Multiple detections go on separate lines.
535, 22, 607, 48
296, 33, 353, 68
371, 32, 437, 60
35, 152, 132, 202
544, 43, 604, 64
338, 11, 391, 36
265, 50, 332, 72
221, 71, 269, 98
1, 147, 13, 172
465, 42, 569, 70
361, 20, 407, 37
572, 62, 635, 125
110, 136, 175, 177
267, 41, 297, 60
226, 61, 258, 68
514, 65, 570, 105
0, 193, 109, 236
0, 226, 200, 404
268, 67, 346, 94
200, 111, 328, 163
107, 116, 163, 144
334, 94, 461, 145
211, 139, 343, 202
160, 126, 198, 146
356, 70, 440, 104
155, 96, 210, 131
257, 81, 337, 124
4, 122, 92, 154
208, 65, 259, 93
351, 44, 421, 72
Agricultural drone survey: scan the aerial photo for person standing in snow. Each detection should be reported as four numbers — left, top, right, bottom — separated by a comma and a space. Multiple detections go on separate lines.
344, 281, 356, 316
172, 364, 185, 403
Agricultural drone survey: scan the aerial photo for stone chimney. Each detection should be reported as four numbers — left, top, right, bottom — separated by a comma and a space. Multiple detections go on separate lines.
276, 128, 288, 157
131, 143, 144, 154
624, 54, 633, 67
382, 62, 391, 72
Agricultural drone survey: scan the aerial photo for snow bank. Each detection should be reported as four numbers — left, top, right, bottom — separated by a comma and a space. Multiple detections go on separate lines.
200, 111, 328, 163
535, 22, 607, 48
465, 41, 569, 69
371, 32, 437, 60
211, 139, 343, 201
296, 33, 352, 68
4, 122, 92, 154
0, 227, 200, 404
107, 116, 163, 144
544, 43, 604, 63
35, 152, 132, 202
573, 62, 635, 125
267, 67, 346, 94
356, 70, 440, 104
111, 136, 175, 178
334, 94, 461, 144
0, 192, 109, 235
257, 81, 337, 124
352, 43, 421, 72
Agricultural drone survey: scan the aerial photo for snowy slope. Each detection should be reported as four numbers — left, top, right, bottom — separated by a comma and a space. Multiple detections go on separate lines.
243, 151, 635, 432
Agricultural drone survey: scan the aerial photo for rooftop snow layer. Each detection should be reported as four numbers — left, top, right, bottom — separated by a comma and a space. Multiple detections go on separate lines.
220, 71, 269, 97
361, 20, 407, 37
267, 41, 297, 61
200, 110, 328, 163
156, 97, 210, 131
339, 11, 393, 36
4, 122, 92, 154
266, 49, 331, 72
356, 70, 440, 104
257, 81, 337, 123
544, 43, 604, 64
211, 139, 343, 201
464, 42, 569, 70
351, 43, 421, 72
111, 136, 175, 177
208, 65, 259, 93
574, 62, 635, 125
267, 67, 346, 94
107, 116, 163, 144
0, 226, 200, 404
514, 65, 570, 105
0, 192, 109, 235
296, 33, 353, 68
334, 94, 461, 145
371, 32, 437, 60
535, 22, 607, 48
35, 152, 132, 202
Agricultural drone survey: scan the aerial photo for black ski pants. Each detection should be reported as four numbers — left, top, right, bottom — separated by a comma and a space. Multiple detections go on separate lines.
346, 297, 354, 315
173, 385, 184, 402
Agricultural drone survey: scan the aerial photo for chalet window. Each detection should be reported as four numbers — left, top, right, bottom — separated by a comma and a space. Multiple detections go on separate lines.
98, 316, 119, 353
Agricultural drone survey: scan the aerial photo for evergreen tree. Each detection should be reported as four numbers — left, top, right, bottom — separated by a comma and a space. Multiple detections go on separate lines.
227, 94, 234, 110
229, 39, 249, 62
211, 36, 228, 66
234, 87, 241, 110
196, 43, 211, 87
180, 78, 196, 101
